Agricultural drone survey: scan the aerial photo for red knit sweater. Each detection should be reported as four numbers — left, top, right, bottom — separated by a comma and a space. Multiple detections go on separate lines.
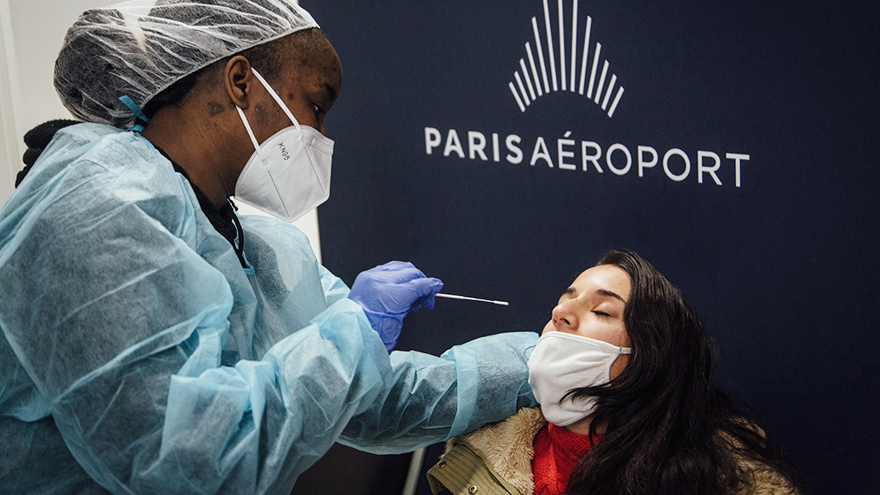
532, 423, 602, 495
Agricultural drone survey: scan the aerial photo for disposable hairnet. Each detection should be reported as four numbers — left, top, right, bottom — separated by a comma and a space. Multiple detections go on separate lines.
54, 0, 319, 128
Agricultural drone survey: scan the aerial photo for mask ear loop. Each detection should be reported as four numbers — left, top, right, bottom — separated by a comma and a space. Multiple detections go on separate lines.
250, 69, 301, 129
236, 106, 266, 164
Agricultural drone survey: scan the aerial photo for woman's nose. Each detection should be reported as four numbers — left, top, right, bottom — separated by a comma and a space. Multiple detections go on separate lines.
552, 302, 578, 330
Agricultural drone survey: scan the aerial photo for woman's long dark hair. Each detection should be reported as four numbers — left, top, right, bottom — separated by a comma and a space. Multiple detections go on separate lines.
563, 249, 803, 495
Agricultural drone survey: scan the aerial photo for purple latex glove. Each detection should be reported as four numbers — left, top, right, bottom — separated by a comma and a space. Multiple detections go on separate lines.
348, 261, 444, 352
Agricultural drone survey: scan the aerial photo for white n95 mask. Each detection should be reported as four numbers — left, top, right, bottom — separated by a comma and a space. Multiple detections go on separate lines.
234, 68, 334, 222
527, 331, 631, 426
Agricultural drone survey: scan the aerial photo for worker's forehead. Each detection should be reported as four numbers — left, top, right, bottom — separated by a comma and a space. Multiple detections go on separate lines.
283, 38, 342, 89
293, 33, 340, 69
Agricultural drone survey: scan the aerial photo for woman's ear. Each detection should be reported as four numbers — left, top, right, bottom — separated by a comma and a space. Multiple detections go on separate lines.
224, 55, 253, 110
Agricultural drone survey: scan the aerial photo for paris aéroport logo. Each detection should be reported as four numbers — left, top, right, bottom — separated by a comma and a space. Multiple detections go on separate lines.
423, 0, 751, 188
509, 0, 624, 118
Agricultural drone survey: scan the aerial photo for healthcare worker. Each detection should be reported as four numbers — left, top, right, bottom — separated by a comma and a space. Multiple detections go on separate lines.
0, 1, 537, 494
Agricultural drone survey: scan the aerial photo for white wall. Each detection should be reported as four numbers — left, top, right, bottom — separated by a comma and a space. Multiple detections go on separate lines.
0, 0, 118, 202
0, 0, 322, 262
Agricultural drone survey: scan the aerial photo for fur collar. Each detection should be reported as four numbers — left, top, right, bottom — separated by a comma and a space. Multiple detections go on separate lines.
449, 407, 546, 495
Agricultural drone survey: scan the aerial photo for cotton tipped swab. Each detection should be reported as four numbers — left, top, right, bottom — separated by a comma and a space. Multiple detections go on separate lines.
435, 293, 509, 306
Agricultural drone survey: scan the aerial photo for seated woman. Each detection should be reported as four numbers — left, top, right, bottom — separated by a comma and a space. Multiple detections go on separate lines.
427, 249, 803, 495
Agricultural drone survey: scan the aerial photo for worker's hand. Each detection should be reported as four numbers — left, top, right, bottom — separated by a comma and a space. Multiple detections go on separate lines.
348, 261, 443, 352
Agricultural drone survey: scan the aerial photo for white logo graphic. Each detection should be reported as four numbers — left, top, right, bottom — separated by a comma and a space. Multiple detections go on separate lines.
509, 0, 624, 117
423, 2, 751, 188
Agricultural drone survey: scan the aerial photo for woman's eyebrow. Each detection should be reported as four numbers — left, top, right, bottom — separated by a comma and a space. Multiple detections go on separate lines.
596, 288, 625, 303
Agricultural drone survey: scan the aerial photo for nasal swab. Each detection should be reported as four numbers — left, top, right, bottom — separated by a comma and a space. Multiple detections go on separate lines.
436, 293, 509, 306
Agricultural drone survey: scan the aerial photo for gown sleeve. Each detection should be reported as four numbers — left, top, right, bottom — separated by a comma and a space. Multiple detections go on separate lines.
339, 332, 538, 453
319, 263, 351, 306
0, 139, 394, 495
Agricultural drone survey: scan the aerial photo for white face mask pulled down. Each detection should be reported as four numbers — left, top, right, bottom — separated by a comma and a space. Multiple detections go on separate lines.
527, 331, 631, 426
234, 69, 334, 222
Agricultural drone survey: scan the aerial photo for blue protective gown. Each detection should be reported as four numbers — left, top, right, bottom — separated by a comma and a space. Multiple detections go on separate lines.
0, 123, 537, 494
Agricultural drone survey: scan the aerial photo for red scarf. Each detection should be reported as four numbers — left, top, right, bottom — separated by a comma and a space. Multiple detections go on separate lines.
532, 423, 601, 495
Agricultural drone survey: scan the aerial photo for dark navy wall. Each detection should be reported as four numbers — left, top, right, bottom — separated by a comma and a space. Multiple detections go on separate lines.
303, 2, 879, 493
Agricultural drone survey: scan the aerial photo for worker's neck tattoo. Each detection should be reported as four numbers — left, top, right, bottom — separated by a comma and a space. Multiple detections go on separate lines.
208, 101, 226, 117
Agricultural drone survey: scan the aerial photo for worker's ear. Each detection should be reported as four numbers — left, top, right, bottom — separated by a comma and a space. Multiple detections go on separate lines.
224, 55, 255, 110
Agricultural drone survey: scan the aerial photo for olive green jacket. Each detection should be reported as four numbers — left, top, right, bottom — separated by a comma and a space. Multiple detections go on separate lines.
427, 408, 797, 495
427, 408, 544, 495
